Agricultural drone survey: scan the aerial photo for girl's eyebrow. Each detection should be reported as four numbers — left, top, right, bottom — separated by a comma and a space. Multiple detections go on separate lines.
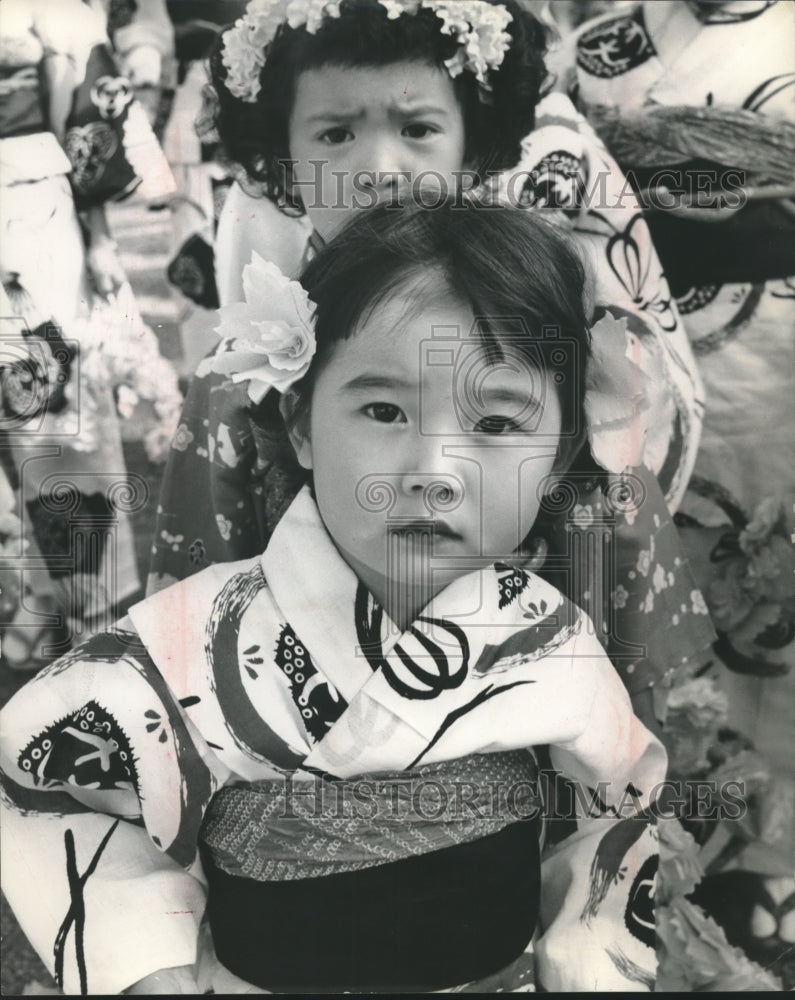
480, 385, 545, 410
391, 102, 454, 118
305, 109, 367, 124
342, 373, 414, 392
305, 103, 453, 125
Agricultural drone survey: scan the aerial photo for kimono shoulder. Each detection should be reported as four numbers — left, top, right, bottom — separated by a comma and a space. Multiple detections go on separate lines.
129, 555, 267, 695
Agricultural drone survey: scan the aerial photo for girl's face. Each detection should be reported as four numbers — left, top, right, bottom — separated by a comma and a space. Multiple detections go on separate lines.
287, 61, 467, 240
287, 276, 564, 625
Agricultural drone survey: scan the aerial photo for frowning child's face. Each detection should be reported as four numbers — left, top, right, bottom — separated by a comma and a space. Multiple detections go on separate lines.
286, 275, 564, 627
287, 61, 468, 240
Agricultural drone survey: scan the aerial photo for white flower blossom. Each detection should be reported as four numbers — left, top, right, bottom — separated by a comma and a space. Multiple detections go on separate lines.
216, 514, 233, 541
690, 589, 709, 616
380, 0, 421, 17
221, 0, 512, 102
637, 548, 651, 578
613, 584, 629, 609
212, 253, 317, 402
653, 563, 667, 593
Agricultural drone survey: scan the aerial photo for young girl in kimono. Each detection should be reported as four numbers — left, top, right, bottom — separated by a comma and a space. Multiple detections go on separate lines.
149, 0, 716, 728
1, 200, 666, 995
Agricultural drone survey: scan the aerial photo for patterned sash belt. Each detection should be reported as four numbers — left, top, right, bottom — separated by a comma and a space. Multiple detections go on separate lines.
201, 749, 541, 880
200, 751, 542, 991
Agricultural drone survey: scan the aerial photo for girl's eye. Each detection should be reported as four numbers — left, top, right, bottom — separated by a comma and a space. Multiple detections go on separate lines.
364, 403, 405, 424
319, 127, 353, 145
402, 123, 438, 140
473, 415, 522, 435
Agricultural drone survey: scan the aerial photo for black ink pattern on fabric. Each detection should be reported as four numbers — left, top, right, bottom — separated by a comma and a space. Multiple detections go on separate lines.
0, 320, 76, 419
54, 821, 120, 994
472, 606, 579, 676
516, 151, 585, 212
15, 627, 215, 868
205, 565, 305, 771
688, 0, 776, 24
381, 617, 470, 701
18, 702, 137, 792
606, 947, 655, 988
742, 71, 795, 112
577, 11, 655, 79
64, 45, 141, 207
273, 624, 345, 742
25, 491, 111, 580
407, 681, 534, 770
676, 285, 721, 315
354, 582, 384, 672
581, 817, 652, 924
354, 583, 470, 700
495, 563, 529, 609
605, 217, 677, 333
625, 853, 658, 949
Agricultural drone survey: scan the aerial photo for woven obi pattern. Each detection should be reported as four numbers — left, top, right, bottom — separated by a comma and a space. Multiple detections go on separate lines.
200, 749, 541, 881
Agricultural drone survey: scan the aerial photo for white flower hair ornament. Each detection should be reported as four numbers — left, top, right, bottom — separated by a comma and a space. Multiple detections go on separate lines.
212, 253, 317, 404
222, 0, 513, 103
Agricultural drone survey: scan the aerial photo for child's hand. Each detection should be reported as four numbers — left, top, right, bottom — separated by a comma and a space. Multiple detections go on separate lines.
125, 965, 201, 994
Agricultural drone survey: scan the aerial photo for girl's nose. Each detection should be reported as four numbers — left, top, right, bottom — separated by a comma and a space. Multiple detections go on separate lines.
399, 470, 463, 514
398, 437, 464, 508
359, 139, 411, 193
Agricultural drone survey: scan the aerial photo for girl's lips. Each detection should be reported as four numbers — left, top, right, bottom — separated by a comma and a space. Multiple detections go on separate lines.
388, 520, 462, 540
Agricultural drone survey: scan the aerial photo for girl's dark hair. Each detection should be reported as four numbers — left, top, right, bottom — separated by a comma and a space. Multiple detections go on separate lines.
290, 198, 590, 469
210, 0, 549, 212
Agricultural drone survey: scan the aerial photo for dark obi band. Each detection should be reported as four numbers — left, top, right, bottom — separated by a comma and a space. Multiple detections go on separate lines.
200, 751, 541, 991
202, 817, 540, 993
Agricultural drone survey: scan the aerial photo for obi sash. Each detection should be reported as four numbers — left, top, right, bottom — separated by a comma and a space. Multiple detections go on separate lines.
200, 751, 541, 992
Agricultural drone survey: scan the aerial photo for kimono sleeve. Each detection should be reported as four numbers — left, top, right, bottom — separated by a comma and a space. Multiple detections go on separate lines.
570, 111, 703, 510
146, 348, 270, 592
534, 628, 667, 991
0, 625, 222, 995
500, 92, 703, 509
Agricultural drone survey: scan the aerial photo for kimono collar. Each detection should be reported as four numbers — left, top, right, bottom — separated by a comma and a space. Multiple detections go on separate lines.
260, 487, 578, 749
260, 486, 383, 703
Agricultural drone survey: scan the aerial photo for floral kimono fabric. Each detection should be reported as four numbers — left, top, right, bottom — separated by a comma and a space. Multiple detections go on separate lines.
572, 0, 795, 745
1, 488, 666, 994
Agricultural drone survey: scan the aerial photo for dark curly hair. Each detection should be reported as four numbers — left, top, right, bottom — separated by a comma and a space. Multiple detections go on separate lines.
209, 0, 550, 213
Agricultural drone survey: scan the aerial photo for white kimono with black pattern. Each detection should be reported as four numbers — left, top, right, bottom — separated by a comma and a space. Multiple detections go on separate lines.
1, 488, 666, 994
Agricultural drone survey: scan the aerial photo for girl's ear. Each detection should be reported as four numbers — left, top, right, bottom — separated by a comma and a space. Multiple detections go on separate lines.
279, 391, 313, 470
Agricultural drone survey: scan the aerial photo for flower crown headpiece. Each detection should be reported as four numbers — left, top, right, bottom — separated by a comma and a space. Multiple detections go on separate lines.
222, 0, 514, 103
212, 254, 662, 478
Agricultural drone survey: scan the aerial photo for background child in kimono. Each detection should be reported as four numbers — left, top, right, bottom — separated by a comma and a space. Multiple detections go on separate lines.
1, 201, 666, 994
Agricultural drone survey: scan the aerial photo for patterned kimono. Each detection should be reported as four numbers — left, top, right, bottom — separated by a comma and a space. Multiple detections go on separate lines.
1, 488, 666, 994
573, 0, 795, 760
0, 0, 176, 637
149, 91, 715, 700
